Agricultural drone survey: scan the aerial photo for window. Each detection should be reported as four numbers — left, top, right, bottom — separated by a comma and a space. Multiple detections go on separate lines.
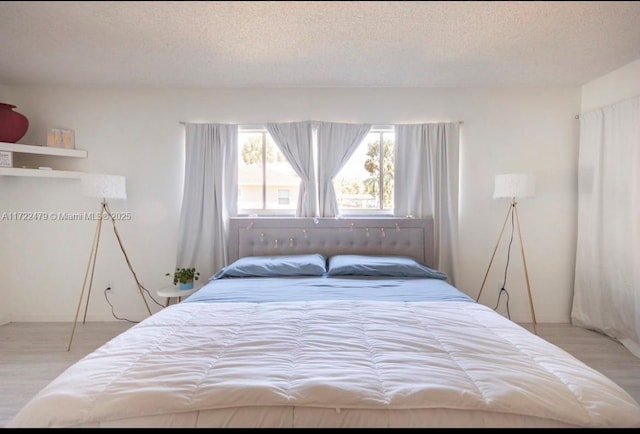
238, 128, 300, 213
334, 127, 395, 213
277, 189, 290, 205
238, 125, 395, 215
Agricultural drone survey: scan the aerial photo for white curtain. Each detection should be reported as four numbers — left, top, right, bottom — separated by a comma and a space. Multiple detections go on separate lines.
394, 123, 460, 284
266, 121, 317, 217
572, 96, 640, 358
176, 123, 238, 280
317, 121, 371, 217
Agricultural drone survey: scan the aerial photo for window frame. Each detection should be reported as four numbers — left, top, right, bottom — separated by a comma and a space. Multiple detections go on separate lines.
237, 126, 298, 216
236, 124, 395, 217
334, 125, 395, 217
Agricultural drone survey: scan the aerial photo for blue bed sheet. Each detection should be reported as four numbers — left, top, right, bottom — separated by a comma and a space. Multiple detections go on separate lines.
184, 275, 474, 304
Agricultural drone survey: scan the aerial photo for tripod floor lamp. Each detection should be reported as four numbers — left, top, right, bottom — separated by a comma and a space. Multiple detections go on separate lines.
68, 174, 152, 351
476, 173, 537, 334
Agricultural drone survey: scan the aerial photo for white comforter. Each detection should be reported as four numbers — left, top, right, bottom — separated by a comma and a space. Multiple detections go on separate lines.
9, 300, 640, 428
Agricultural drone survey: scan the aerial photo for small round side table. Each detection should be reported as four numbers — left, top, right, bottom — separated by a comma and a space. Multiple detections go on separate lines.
157, 285, 199, 307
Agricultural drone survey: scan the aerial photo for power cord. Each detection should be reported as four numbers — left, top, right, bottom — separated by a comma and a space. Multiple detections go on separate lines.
101, 203, 165, 323
494, 202, 515, 320
103, 288, 139, 324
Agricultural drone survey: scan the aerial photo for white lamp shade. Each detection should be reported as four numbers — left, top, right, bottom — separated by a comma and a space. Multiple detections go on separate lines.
493, 173, 536, 199
81, 174, 127, 200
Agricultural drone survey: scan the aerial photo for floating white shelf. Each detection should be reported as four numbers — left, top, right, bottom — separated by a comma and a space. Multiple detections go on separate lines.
0, 167, 84, 179
0, 141, 89, 178
0, 141, 87, 158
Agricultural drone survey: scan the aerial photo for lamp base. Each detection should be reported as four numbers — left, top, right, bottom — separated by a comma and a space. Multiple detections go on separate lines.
476, 200, 537, 334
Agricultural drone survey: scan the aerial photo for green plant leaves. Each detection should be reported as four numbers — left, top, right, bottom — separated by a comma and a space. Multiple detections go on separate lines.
166, 267, 200, 285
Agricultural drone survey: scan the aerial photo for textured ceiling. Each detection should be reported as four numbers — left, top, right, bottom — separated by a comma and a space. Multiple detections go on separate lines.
0, 1, 639, 88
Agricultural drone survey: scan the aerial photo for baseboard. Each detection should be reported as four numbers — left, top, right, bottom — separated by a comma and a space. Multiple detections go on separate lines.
8, 312, 157, 322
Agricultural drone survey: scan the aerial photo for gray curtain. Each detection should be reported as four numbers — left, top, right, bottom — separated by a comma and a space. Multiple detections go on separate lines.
317, 121, 371, 217
176, 123, 238, 279
266, 121, 317, 217
394, 123, 460, 284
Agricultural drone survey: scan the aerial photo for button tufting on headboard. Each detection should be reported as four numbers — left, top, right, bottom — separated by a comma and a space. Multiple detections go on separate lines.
228, 217, 435, 267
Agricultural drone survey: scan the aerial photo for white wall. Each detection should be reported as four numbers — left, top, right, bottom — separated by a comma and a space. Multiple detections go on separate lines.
0, 86, 580, 323
581, 58, 640, 112
0, 84, 15, 325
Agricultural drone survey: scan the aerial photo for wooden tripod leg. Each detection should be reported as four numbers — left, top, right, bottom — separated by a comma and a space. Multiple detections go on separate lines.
68, 202, 104, 351
82, 203, 104, 325
477, 202, 513, 302
514, 203, 537, 335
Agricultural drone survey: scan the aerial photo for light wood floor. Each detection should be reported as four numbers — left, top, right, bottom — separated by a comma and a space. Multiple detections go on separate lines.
1, 321, 639, 427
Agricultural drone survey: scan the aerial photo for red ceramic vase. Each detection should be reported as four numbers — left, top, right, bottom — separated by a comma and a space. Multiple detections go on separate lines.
0, 103, 29, 143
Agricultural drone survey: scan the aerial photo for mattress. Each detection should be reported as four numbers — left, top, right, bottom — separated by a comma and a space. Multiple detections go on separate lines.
8, 276, 640, 428
185, 275, 475, 304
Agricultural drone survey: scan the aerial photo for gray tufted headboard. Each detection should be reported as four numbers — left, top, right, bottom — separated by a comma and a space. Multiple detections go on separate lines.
228, 217, 435, 267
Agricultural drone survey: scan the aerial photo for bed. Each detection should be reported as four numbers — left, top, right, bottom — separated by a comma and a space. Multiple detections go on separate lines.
8, 218, 640, 428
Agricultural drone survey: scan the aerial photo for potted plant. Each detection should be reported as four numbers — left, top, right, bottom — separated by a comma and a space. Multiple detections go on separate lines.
166, 267, 200, 290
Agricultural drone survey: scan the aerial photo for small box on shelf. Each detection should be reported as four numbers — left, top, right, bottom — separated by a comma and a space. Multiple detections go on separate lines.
0, 150, 12, 167
47, 128, 75, 149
